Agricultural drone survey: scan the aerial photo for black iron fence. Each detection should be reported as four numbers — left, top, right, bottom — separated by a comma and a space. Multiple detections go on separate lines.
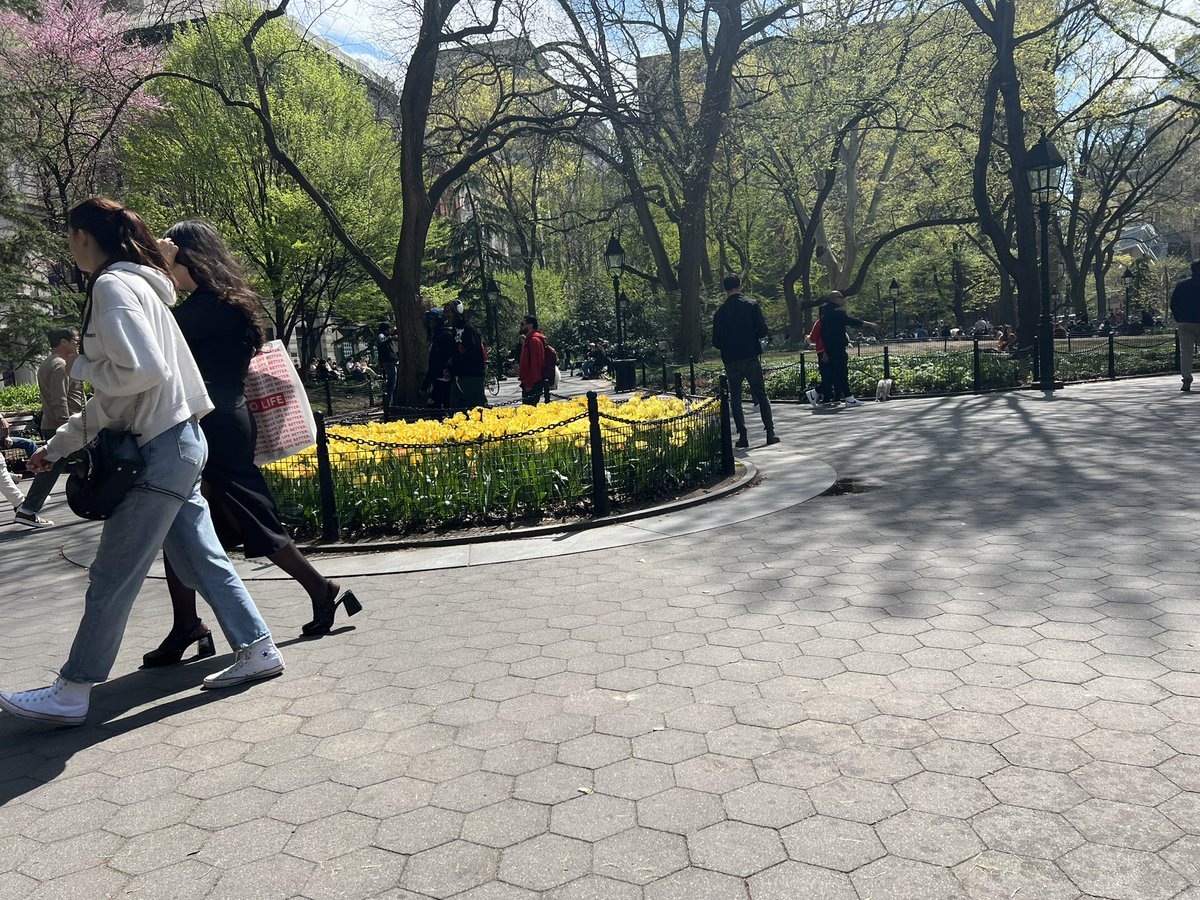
263, 388, 733, 541
633, 332, 1187, 403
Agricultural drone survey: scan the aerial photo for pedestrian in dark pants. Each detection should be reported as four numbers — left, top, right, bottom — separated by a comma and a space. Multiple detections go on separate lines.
712, 274, 778, 448
1171, 260, 1200, 392
819, 292, 877, 406
518, 316, 551, 405
377, 321, 398, 418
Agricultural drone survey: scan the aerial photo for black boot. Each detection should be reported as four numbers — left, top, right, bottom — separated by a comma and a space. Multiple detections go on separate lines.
735, 431, 749, 449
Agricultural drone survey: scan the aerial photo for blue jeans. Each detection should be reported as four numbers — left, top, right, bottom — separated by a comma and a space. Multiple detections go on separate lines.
61, 418, 272, 683
8, 436, 36, 457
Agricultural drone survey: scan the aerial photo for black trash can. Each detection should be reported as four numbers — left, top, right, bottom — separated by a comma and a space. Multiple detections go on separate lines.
613, 358, 637, 392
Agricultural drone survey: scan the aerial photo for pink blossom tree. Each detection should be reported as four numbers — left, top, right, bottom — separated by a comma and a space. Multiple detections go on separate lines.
0, 0, 159, 236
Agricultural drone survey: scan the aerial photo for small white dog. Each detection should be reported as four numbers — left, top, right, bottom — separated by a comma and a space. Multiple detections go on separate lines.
875, 379, 894, 401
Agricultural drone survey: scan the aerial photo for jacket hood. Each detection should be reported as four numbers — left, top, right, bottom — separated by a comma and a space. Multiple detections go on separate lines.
104, 261, 178, 307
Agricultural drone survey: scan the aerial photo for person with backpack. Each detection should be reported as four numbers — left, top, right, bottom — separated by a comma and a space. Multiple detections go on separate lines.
1171, 260, 1200, 392
518, 315, 556, 405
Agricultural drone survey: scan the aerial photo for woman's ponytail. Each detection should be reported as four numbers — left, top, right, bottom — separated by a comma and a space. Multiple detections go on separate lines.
68, 197, 171, 281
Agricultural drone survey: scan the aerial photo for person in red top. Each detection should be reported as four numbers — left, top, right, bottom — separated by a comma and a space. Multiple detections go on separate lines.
806, 317, 830, 406
518, 315, 550, 405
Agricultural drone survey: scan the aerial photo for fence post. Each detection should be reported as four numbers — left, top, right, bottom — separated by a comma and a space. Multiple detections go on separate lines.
661, 362, 668, 393
674, 371, 685, 399
972, 339, 981, 393
1175, 330, 1182, 372
1032, 339, 1040, 384
883, 344, 891, 383
586, 391, 610, 516
799, 352, 808, 401
367, 380, 374, 407
323, 377, 334, 416
640, 360, 647, 388
719, 374, 734, 476
1108, 333, 1117, 380
689, 356, 697, 396
314, 411, 340, 542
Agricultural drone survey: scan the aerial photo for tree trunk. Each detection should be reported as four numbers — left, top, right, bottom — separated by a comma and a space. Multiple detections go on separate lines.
523, 257, 536, 317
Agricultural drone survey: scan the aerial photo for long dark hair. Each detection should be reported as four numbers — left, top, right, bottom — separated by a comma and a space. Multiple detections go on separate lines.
68, 197, 171, 298
165, 220, 266, 350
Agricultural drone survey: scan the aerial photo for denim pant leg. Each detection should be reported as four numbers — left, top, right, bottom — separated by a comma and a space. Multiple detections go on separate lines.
725, 362, 748, 434
60, 422, 204, 683
9, 437, 36, 457
745, 360, 774, 432
21, 456, 67, 513
160, 420, 271, 652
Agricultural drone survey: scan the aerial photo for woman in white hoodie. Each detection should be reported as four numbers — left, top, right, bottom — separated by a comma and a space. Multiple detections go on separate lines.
0, 198, 285, 726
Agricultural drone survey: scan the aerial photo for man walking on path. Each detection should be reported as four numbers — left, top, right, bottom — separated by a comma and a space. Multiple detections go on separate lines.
1171, 260, 1200, 392
712, 274, 778, 448
518, 315, 551, 405
15, 328, 82, 527
376, 321, 398, 417
819, 292, 877, 406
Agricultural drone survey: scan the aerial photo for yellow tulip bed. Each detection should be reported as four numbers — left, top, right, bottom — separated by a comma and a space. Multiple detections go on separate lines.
263, 394, 723, 536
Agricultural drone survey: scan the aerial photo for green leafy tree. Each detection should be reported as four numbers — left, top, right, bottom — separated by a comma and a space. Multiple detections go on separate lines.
122, 4, 401, 372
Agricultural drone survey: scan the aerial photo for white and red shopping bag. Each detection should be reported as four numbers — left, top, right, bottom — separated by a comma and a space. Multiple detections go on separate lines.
245, 340, 318, 465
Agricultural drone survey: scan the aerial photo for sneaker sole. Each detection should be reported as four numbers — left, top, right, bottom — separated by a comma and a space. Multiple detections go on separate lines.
0, 694, 86, 725
201, 664, 285, 690
13, 519, 52, 528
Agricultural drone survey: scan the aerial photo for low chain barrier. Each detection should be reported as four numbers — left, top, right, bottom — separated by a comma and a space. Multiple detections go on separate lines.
263, 389, 732, 540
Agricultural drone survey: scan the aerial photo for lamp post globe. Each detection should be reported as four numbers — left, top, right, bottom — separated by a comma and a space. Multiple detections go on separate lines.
1025, 134, 1066, 393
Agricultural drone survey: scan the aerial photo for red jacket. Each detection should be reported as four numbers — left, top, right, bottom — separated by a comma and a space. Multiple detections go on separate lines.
808, 320, 826, 354
519, 331, 547, 389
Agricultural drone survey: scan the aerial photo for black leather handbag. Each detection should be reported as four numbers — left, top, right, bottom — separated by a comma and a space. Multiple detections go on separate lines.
63, 299, 146, 520
66, 425, 145, 521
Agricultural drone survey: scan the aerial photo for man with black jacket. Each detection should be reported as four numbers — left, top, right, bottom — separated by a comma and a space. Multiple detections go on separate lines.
445, 301, 488, 409
1171, 260, 1200, 392
819, 292, 877, 406
712, 275, 778, 447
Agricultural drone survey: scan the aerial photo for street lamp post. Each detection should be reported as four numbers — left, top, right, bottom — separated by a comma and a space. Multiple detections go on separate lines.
485, 276, 503, 382
889, 279, 900, 338
1122, 267, 1134, 330
605, 233, 626, 355
1025, 134, 1066, 394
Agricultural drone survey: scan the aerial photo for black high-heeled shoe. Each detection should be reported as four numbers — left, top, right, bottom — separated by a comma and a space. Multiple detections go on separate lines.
142, 620, 216, 668
302, 586, 362, 636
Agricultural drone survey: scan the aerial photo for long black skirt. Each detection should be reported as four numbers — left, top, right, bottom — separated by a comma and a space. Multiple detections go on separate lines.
200, 394, 291, 559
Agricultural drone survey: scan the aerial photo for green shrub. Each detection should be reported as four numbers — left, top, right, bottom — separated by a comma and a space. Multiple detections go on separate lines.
0, 385, 40, 411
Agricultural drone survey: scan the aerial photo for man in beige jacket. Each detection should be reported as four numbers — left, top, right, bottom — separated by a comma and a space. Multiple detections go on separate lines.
14, 328, 82, 527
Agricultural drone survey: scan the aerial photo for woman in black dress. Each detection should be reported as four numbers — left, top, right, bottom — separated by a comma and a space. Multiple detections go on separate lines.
143, 221, 360, 666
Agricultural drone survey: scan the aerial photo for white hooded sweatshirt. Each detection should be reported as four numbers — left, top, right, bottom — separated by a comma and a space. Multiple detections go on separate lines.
45, 262, 213, 461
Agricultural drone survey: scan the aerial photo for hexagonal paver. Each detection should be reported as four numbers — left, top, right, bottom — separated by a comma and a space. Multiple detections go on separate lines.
1065, 799, 1183, 851
592, 827, 688, 885
551, 792, 636, 841
748, 860, 856, 899
403, 840, 499, 898
754, 749, 839, 790
557, 734, 630, 769
675, 754, 757, 794
877, 810, 984, 866
971, 805, 1084, 859
851, 855, 969, 899
637, 787, 724, 834
376, 806, 463, 854
984, 767, 1088, 813
1059, 843, 1187, 900
688, 821, 786, 877
835, 745, 923, 784
914, 739, 1007, 778
631, 729, 707, 764
592, 758, 674, 800
723, 782, 814, 829
953, 850, 1080, 900
461, 799, 549, 848
499, 834, 590, 891
780, 816, 885, 872
546, 874, 639, 900
808, 777, 905, 824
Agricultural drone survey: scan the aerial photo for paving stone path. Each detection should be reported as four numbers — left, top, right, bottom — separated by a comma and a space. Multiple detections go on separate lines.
1, 375, 1199, 900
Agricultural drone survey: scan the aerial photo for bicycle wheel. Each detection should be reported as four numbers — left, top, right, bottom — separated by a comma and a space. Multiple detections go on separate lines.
486, 374, 500, 396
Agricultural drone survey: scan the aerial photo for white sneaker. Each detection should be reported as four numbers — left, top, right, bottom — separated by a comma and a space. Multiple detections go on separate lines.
202, 637, 284, 689
844, 396, 860, 407
805, 388, 820, 406
14, 510, 53, 528
0, 677, 90, 725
